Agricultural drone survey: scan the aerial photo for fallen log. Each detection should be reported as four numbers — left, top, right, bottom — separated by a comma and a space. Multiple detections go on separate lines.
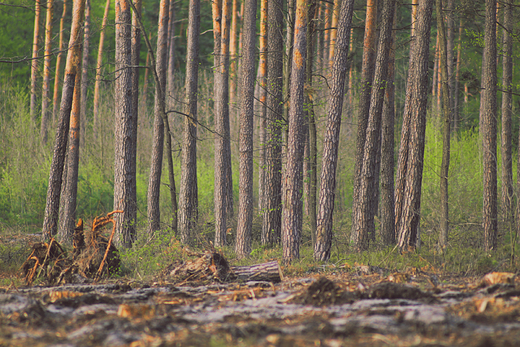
231, 261, 284, 283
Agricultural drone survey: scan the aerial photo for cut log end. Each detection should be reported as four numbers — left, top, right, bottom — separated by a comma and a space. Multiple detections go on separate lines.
231, 261, 284, 283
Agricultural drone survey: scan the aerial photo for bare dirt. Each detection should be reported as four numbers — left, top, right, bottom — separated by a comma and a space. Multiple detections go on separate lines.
1, 268, 520, 347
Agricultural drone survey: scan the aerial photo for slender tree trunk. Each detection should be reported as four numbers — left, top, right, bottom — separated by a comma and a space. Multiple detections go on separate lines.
52, 0, 67, 123
166, 0, 176, 104
179, 0, 201, 244
380, 2, 396, 245
148, 0, 169, 234
58, 60, 82, 244
411, 0, 418, 37
431, 32, 439, 113
453, 19, 462, 132
314, 0, 355, 261
142, 32, 152, 110
352, 0, 395, 252
437, 0, 452, 250
235, 0, 257, 258
114, 0, 137, 248
481, 0, 498, 251
229, 0, 239, 107
395, 0, 433, 251
446, 0, 454, 113
257, 0, 268, 213
261, 0, 284, 245
30, 0, 42, 121
501, 0, 513, 229
305, 3, 317, 247
93, 0, 111, 132
328, 0, 339, 68
41, 0, 85, 241
40, 0, 54, 145
79, 0, 90, 148
322, 2, 330, 72
214, 0, 232, 247
282, 0, 310, 263
351, 0, 378, 245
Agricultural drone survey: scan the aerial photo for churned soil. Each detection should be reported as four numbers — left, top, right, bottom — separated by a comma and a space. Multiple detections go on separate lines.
1, 268, 520, 347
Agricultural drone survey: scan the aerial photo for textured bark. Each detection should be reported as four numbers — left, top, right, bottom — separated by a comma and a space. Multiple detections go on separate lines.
229, 0, 239, 106
257, 0, 268, 213
304, 2, 317, 247
40, 0, 54, 145
141, 32, 152, 109
58, 64, 82, 244
42, 0, 85, 241
282, 0, 309, 263
314, 0, 355, 261
235, 0, 257, 258
481, 0, 498, 251
501, 0, 513, 229
321, 2, 330, 72
261, 0, 284, 245
93, 0, 111, 132
351, 0, 378, 245
352, 0, 395, 252
411, 0, 418, 36
179, 0, 201, 244
437, 0, 452, 250
453, 19, 462, 131
395, 0, 433, 251
30, 0, 42, 121
166, 0, 176, 104
214, 0, 232, 247
380, 4, 396, 246
147, 0, 169, 234
79, 0, 90, 148
113, 0, 137, 248
446, 0, 455, 114
328, 0, 339, 68
231, 261, 283, 282
52, 0, 67, 123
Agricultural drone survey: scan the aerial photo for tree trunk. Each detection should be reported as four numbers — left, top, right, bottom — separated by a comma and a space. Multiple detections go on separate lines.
261, 0, 284, 245
235, 0, 257, 258
93, 0, 111, 133
395, 0, 433, 251
179, 0, 201, 244
481, 0, 498, 251
58, 61, 82, 244
328, 0, 339, 68
314, 0, 355, 261
229, 0, 239, 107
214, 0, 232, 247
321, 2, 330, 72
166, 0, 176, 104
41, 0, 85, 241
52, 0, 68, 124
147, 0, 169, 234
305, 3, 317, 247
256, 0, 268, 213
352, 0, 395, 252
501, 0, 513, 229
282, 0, 312, 263
437, 0, 452, 250
141, 32, 152, 110
113, 0, 137, 248
79, 0, 90, 148
40, 0, 54, 145
351, 0, 378, 245
379, 3, 396, 246
453, 19, 462, 132
30, 0, 42, 121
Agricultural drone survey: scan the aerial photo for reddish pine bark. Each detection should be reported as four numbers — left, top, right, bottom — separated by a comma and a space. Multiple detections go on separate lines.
40, 0, 54, 145
41, 0, 85, 240
52, 0, 67, 123
93, 0, 111, 132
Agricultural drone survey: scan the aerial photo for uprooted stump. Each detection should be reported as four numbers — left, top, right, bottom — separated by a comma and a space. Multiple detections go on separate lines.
20, 211, 123, 285
21, 239, 68, 285
163, 252, 283, 284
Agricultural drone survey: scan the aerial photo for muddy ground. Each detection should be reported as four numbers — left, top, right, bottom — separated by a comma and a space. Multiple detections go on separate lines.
1, 268, 520, 347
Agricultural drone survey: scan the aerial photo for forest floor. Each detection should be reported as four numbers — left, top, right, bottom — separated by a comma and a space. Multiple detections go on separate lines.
1, 261, 520, 347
